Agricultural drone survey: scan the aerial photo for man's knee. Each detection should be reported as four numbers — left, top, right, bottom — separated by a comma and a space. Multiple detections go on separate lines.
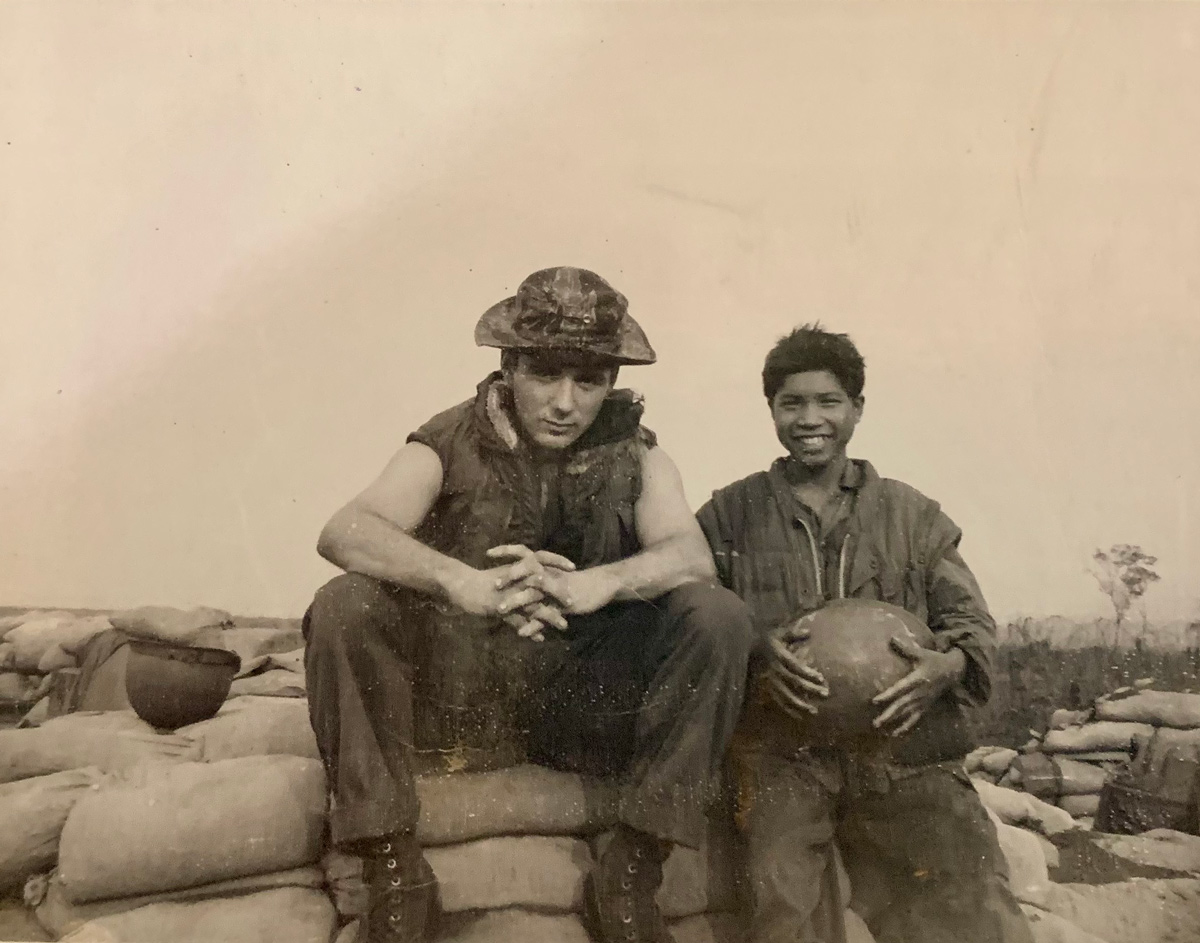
305, 572, 398, 651
666, 581, 756, 666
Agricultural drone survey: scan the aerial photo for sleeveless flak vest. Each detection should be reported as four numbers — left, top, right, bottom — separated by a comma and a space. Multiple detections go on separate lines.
402, 373, 657, 772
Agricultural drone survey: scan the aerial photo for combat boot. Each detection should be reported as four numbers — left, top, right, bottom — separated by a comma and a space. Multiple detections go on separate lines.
583, 825, 674, 943
357, 835, 439, 943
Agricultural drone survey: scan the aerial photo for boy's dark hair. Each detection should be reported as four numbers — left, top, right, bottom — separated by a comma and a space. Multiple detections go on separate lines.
762, 323, 866, 401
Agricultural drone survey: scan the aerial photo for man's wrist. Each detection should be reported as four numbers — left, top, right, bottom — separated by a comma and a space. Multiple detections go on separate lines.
587, 564, 626, 606
434, 558, 475, 600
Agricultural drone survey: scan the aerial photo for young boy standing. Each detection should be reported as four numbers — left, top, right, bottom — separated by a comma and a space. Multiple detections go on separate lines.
697, 325, 1033, 943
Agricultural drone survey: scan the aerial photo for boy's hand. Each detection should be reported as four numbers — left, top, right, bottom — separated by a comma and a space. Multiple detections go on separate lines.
871, 638, 966, 737
764, 621, 829, 720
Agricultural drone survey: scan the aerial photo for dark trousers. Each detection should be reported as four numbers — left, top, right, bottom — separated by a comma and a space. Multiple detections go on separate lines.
731, 746, 1036, 943
303, 573, 754, 851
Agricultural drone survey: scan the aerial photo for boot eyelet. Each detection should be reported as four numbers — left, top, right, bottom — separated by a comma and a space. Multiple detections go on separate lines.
381, 843, 391, 854
391, 877, 402, 887
387, 858, 397, 869
626, 863, 637, 874
622, 914, 633, 924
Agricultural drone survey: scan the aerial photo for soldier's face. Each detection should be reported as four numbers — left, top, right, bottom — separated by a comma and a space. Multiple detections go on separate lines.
771, 370, 863, 471
507, 352, 616, 450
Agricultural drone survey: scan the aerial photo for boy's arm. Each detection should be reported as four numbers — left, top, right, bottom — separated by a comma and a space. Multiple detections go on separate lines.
924, 535, 998, 708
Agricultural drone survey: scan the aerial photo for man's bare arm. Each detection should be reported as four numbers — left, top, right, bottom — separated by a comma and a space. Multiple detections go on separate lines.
529, 446, 717, 614
317, 442, 541, 617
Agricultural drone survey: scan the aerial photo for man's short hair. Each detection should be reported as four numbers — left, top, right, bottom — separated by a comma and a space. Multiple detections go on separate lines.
762, 323, 866, 401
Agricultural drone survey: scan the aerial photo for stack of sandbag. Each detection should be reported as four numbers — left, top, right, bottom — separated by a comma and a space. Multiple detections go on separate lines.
966, 686, 1200, 831
22, 608, 305, 721
107, 605, 234, 645
324, 765, 735, 943
325, 764, 878, 943
26, 754, 333, 943
178, 695, 320, 762
0, 708, 202, 905
0, 613, 115, 723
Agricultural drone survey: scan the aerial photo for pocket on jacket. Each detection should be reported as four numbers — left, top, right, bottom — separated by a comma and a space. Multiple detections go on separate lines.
730, 552, 804, 633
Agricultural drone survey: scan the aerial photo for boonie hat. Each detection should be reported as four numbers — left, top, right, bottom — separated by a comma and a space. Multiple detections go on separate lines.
474, 266, 656, 365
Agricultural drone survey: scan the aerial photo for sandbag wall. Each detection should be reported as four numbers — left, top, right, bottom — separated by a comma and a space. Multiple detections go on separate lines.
966, 685, 1200, 832
0, 606, 761, 943
328, 765, 759, 943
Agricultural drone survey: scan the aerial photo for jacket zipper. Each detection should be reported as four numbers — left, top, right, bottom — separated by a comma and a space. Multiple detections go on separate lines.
795, 516, 851, 601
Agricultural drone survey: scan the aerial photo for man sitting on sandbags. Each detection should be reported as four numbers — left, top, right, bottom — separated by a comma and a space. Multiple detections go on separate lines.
696, 324, 1034, 943
304, 267, 755, 943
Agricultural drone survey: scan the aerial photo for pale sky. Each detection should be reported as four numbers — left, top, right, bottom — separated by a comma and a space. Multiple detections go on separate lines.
2, 1, 1198, 624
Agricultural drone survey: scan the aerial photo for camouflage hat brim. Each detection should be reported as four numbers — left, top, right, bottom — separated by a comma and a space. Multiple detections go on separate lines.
475, 299, 657, 365
474, 267, 657, 366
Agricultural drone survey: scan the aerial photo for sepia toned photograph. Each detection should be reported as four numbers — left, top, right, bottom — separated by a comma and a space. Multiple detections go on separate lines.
2, 2, 1198, 942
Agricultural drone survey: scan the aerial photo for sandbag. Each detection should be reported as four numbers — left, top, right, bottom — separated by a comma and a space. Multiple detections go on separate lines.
0, 612, 34, 636
1050, 709, 1092, 731
0, 768, 102, 891
426, 835, 590, 913
658, 838, 739, 919
965, 745, 1004, 772
1042, 722, 1153, 755
0, 671, 42, 704
670, 913, 741, 943
414, 765, 620, 845
108, 606, 232, 645
58, 886, 336, 943
38, 643, 78, 672
1067, 751, 1136, 765
34, 867, 324, 939
19, 696, 51, 728
191, 626, 304, 667
1096, 690, 1200, 730
991, 816, 1051, 907
56, 755, 326, 903
178, 696, 319, 761
1008, 754, 1110, 799
323, 850, 367, 917
1090, 830, 1200, 875
1019, 905, 1112, 943
0, 711, 200, 783
1059, 794, 1101, 819
964, 746, 1018, 777
982, 748, 1020, 777
438, 910, 591, 943
1040, 878, 1200, 943
844, 909, 878, 943
1, 610, 76, 633
228, 667, 306, 698
2, 615, 112, 673
974, 780, 1078, 836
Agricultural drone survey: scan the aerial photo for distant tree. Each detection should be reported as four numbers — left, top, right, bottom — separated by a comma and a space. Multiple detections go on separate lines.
1090, 544, 1161, 646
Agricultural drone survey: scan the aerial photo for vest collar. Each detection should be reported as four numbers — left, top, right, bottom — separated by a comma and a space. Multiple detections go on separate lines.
472, 372, 646, 455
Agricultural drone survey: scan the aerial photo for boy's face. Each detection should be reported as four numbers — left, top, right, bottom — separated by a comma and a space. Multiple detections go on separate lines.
506, 351, 616, 450
770, 369, 863, 471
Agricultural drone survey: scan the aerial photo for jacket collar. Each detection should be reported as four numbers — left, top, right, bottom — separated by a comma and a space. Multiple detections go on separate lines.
471, 372, 646, 456
768, 456, 877, 494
